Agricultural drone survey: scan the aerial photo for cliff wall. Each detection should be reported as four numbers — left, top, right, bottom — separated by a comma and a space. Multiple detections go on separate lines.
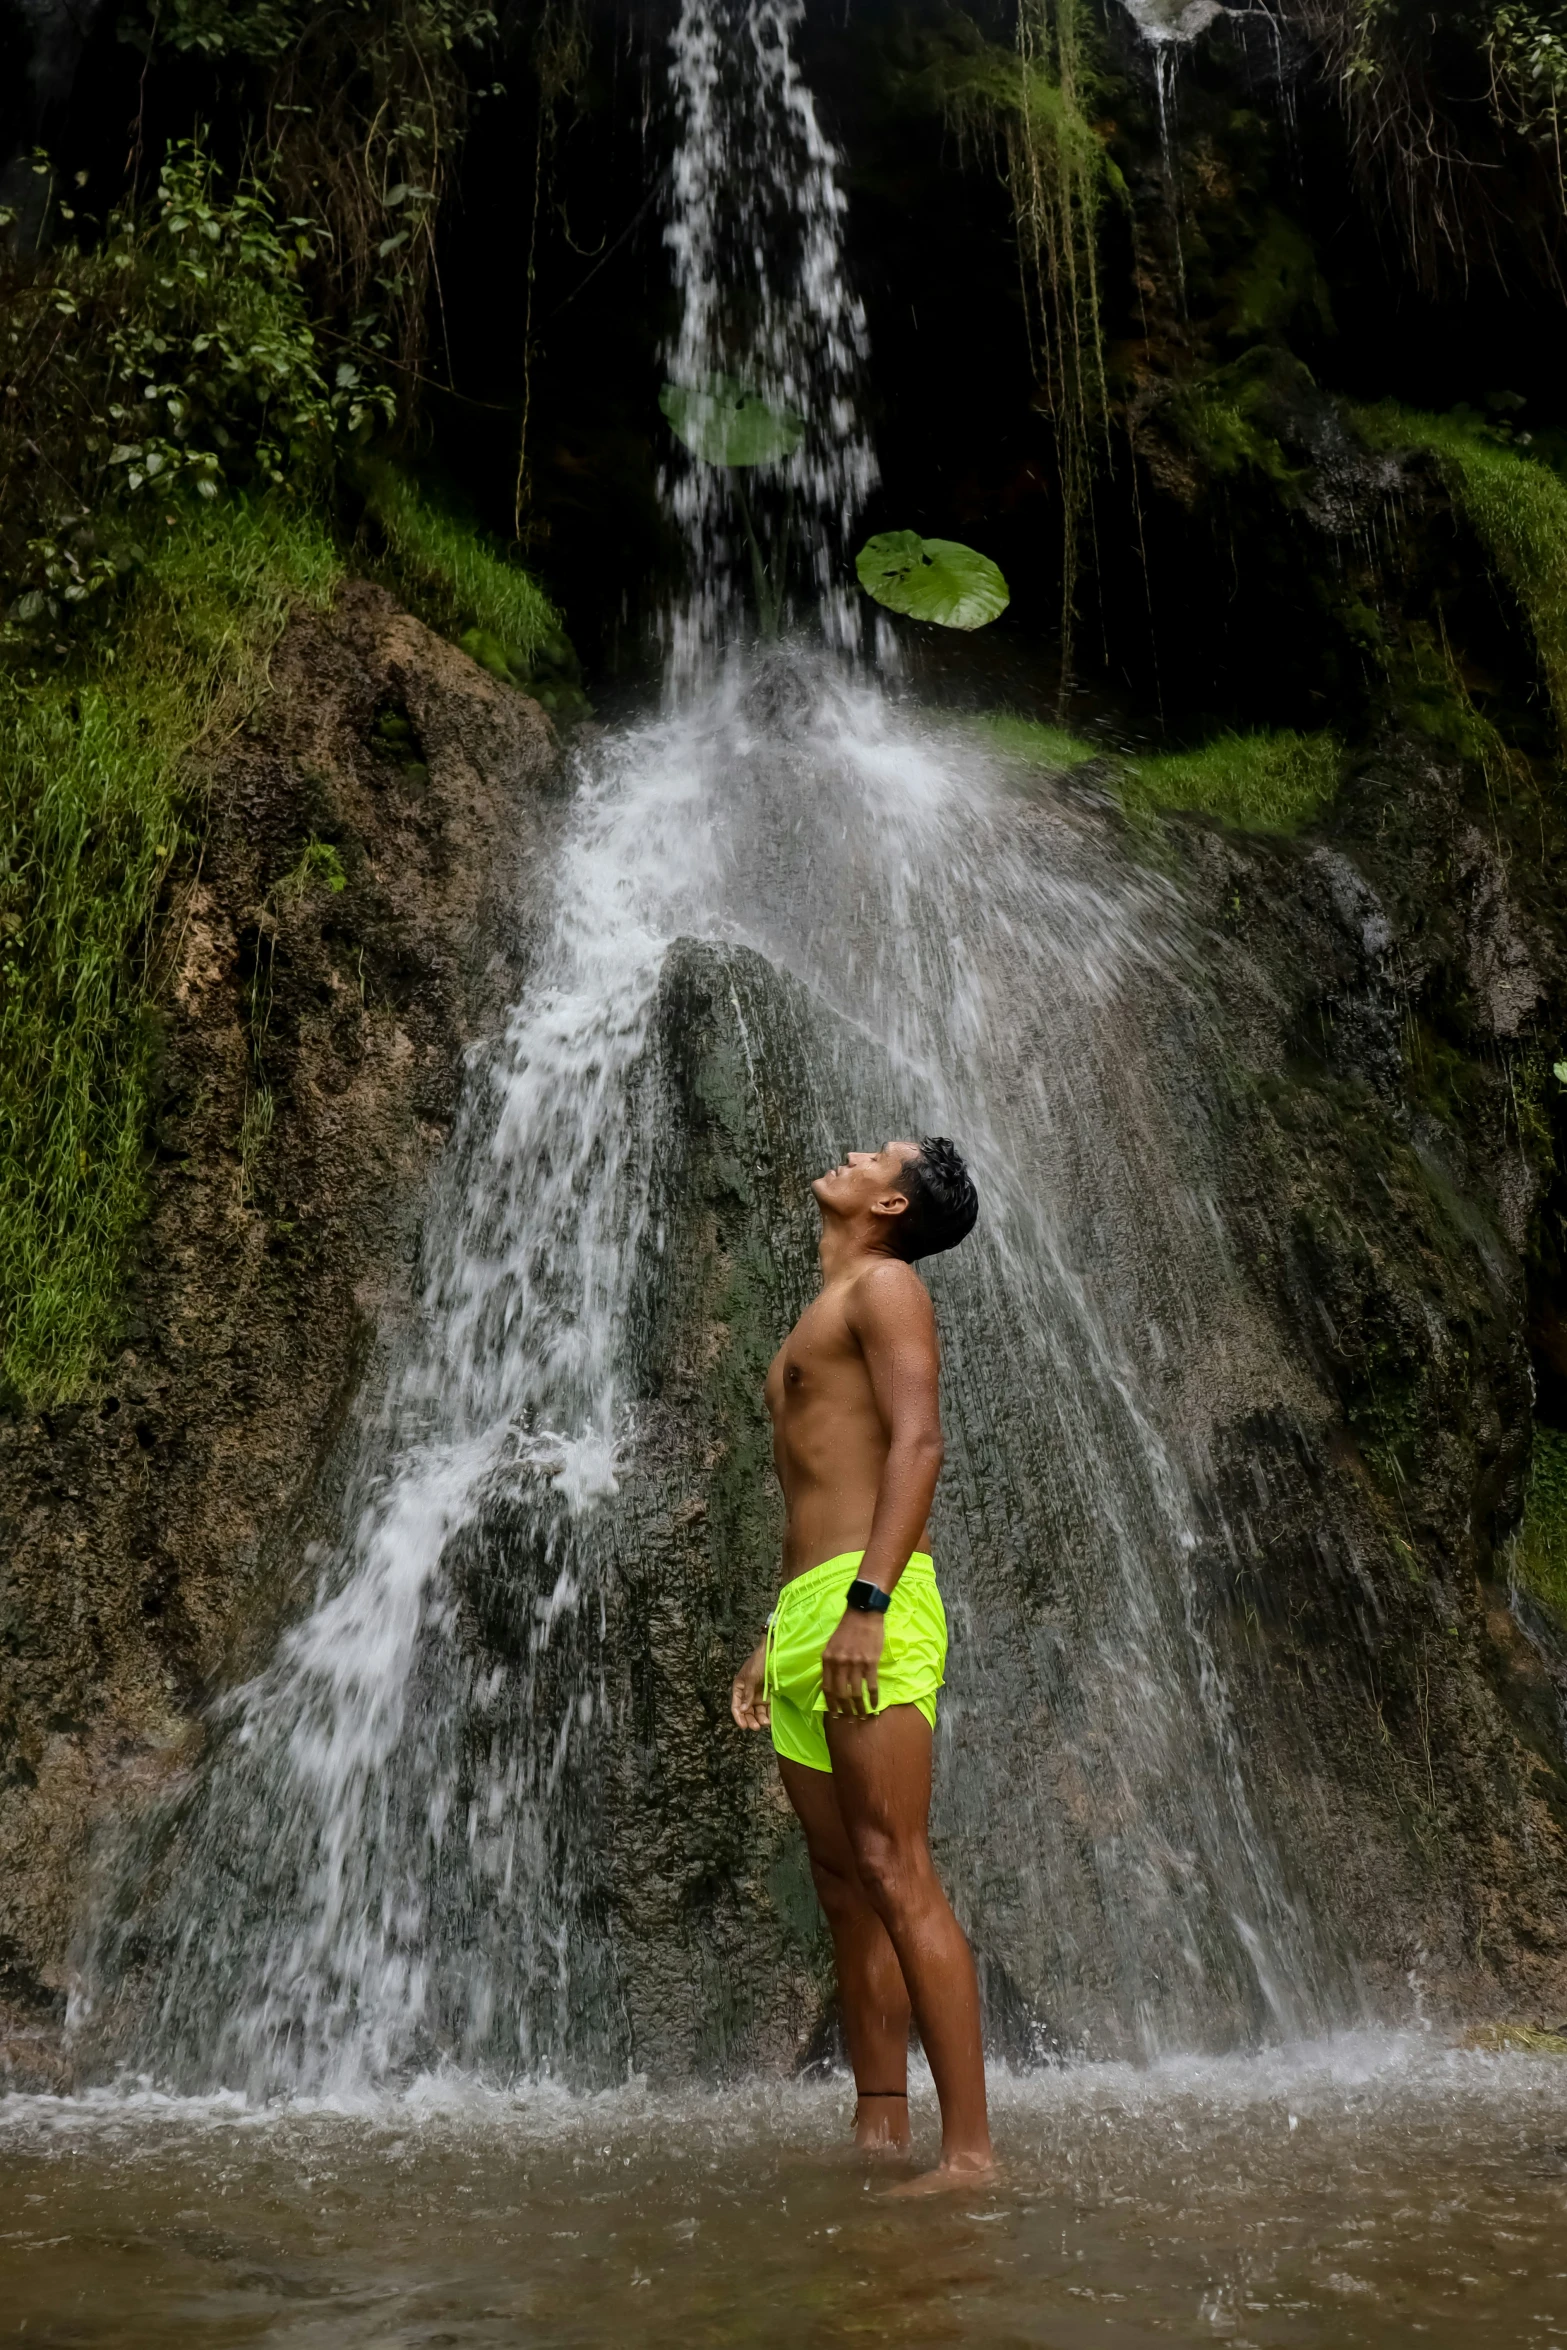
0, 587, 559, 2085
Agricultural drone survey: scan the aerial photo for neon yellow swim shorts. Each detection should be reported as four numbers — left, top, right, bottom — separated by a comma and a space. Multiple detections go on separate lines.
765, 1550, 947, 1774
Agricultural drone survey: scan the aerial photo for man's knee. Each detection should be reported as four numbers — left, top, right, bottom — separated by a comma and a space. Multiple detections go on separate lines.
846, 1825, 929, 1920
808, 1850, 870, 1925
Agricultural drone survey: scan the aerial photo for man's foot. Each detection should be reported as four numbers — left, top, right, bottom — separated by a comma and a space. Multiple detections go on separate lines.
852, 2092, 911, 2156
878, 2151, 998, 2198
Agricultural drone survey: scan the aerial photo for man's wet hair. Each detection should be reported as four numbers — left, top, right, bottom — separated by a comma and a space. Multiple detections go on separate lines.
888, 1136, 979, 1262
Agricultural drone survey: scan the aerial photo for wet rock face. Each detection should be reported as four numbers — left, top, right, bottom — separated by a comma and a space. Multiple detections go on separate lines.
7, 649, 1565, 2095
442, 939, 835, 2082
602, 943, 825, 2072
449, 826, 1567, 2076
0, 584, 559, 2085
1172, 737, 1567, 2028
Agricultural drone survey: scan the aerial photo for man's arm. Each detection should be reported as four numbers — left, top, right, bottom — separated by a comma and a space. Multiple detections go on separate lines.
821, 1261, 944, 1718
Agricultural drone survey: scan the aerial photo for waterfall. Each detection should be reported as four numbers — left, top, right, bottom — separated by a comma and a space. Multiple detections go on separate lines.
662, 0, 877, 677
1114, 0, 1222, 42
72, 0, 1352, 2096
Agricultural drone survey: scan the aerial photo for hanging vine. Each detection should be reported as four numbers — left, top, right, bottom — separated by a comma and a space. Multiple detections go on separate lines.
127, 0, 502, 409
919, 1, 1118, 684
1289, 0, 1567, 290
1011, 0, 1115, 682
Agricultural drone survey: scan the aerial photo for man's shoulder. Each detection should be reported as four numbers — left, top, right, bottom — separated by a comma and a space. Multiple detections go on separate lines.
846, 1255, 932, 1322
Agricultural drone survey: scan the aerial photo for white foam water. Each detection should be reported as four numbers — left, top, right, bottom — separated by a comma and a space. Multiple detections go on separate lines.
4, 2030, 1560, 2147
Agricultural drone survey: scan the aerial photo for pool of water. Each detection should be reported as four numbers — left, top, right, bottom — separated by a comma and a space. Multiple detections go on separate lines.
4, 2035, 1567, 2347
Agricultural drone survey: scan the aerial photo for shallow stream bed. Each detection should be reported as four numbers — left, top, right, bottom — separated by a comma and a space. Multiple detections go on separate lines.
4, 2036, 1567, 2346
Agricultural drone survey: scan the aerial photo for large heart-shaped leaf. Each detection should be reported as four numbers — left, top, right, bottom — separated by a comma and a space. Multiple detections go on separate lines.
659, 375, 805, 467
855, 530, 1010, 630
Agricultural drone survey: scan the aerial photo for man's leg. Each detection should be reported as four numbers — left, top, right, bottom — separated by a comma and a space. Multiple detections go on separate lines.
824, 1705, 993, 2186
778, 1754, 913, 2151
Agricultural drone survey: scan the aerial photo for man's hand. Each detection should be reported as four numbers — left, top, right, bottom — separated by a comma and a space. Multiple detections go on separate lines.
731, 1639, 770, 1731
821, 1607, 886, 1718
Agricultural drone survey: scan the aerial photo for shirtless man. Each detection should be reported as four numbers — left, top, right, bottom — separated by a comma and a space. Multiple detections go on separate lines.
730, 1138, 993, 2191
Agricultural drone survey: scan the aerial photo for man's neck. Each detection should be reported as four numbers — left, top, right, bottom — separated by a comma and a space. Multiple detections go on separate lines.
817, 1218, 895, 1286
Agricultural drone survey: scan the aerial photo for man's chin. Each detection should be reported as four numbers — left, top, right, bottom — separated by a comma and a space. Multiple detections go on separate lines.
810, 1173, 832, 1203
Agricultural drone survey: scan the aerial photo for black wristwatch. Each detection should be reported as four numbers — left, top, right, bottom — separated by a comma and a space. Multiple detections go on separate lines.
845, 1576, 892, 1614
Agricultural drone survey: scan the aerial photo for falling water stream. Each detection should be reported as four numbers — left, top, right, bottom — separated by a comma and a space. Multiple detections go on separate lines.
9, 1, 1567, 2340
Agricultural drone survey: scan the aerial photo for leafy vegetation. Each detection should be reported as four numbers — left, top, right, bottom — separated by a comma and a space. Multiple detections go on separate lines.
658, 377, 807, 634
275, 838, 350, 898
0, 499, 342, 1407
1512, 1423, 1567, 1627
856, 531, 1010, 629
0, 144, 381, 640
659, 378, 805, 468
1294, 0, 1567, 286
0, 130, 561, 1403
1357, 404, 1567, 739
1489, 0, 1567, 137
122, 0, 502, 397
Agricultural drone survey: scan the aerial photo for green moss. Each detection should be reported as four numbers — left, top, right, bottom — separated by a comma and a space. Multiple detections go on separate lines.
459, 626, 520, 686
1221, 209, 1334, 344
976, 712, 1100, 769
1167, 357, 1300, 489
365, 468, 564, 682
0, 495, 341, 1406
1357, 403, 1567, 738
1120, 729, 1341, 833
976, 712, 1340, 833
1514, 1425, 1567, 1627
275, 837, 348, 898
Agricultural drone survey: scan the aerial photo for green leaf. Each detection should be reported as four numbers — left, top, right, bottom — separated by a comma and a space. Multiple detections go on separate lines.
854, 530, 1010, 631
659, 375, 804, 468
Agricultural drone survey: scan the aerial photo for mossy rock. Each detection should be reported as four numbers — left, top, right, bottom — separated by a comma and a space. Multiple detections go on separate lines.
1121, 729, 1341, 834
1461, 2022, 1567, 2054
1513, 1427, 1567, 1630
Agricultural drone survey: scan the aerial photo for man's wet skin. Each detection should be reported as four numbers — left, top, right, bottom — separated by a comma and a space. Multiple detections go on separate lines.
731, 1142, 994, 2190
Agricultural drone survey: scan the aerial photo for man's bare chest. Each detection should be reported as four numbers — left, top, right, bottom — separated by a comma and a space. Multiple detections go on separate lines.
769, 1296, 865, 1412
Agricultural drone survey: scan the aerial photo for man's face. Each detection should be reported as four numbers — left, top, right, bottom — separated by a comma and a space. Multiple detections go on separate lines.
812, 1141, 920, 1217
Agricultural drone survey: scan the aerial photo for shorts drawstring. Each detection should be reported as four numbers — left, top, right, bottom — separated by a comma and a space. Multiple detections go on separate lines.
763, 1604, 779, 1705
